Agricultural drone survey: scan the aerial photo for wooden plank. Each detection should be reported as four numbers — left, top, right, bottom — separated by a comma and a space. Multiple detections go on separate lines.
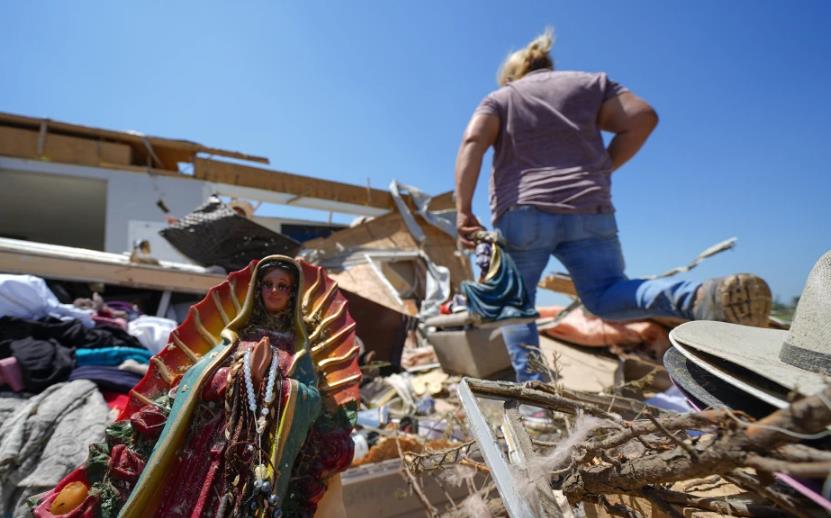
0, 126, 132, 168
304, 211, 415, 252
194, 158, 396, 211
0, 111, 269, 170
0, 238, 223, 294
381, 261, 420, 298
539, 273, 577, 297
429, 190, 455, 211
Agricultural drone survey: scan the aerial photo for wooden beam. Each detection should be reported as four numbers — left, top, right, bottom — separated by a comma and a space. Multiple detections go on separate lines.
538, 273, 577, 297
194, 157, 397, 211
0, 111, 269, 170
0, 126, 132, 168
0, 238, 224, 294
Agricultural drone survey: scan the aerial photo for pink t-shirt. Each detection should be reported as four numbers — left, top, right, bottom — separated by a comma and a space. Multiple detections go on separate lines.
475, 69, 628, 222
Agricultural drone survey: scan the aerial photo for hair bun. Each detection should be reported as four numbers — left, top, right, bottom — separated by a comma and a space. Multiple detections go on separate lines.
497, 28, 555, 86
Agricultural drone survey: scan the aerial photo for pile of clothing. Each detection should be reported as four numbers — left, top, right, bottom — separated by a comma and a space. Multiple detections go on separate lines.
0, 274, 177, 395
0, 274, 179, 516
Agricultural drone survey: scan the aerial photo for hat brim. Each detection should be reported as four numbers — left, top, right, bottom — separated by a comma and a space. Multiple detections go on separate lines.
669, 321, 828, 402
663, 346, 778, 418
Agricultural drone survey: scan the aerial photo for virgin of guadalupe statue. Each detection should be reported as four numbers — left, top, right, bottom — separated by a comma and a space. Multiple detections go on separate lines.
32, 255, 361, 518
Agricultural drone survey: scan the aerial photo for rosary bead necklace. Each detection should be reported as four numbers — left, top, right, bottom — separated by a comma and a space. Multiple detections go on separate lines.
243, 345, 283, 514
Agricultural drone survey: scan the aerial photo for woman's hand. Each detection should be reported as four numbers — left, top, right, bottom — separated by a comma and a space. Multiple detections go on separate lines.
456, 211, 485, 249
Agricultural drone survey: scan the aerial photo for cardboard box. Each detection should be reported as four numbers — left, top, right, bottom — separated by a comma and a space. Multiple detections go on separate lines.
426, 326, 512, 378
342, 459, 478, 517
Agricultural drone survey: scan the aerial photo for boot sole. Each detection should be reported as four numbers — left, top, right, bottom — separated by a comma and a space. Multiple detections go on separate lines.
717, 274, 771, 327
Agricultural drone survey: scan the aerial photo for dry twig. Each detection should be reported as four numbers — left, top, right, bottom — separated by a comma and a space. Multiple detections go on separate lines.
395, 433, 438, 518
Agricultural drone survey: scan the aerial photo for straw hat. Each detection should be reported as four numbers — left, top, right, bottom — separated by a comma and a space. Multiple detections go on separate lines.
668, 251, 831, 408
662, 346, 778, 417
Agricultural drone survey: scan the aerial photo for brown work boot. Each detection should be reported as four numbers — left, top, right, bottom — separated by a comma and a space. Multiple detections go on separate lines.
692, 274, 771, 327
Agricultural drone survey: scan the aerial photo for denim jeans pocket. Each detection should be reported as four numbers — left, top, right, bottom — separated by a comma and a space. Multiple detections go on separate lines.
580, 213, 619, 239
497, 206, 540, 250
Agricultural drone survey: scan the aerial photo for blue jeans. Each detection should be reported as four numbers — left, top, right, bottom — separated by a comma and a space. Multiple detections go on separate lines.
495, 206, 701, 382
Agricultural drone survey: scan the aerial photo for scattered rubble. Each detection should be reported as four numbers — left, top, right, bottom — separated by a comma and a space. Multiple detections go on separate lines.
1, 113, 828, 517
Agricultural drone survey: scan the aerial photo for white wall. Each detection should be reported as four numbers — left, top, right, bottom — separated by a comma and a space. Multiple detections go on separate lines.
0, 157, 210, 256
103, 171, 208, 254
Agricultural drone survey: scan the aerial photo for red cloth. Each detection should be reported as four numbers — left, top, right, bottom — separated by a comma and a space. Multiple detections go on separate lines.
130, 404, 167, 439
154, 408, 227, 517
108, 444, 145, 482
101, 391, 130, 413
202, 367, 229, 401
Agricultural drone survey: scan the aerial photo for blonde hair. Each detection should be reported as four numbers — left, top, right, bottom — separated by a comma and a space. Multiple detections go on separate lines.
497, 28, 555, 87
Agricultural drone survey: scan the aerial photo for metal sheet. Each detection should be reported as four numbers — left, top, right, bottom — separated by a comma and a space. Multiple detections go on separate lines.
457, 378, 537, 518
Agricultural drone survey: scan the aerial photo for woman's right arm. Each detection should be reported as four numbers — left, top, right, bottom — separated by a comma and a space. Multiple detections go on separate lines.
454, 113, 499, 248
598, 92, 659, 172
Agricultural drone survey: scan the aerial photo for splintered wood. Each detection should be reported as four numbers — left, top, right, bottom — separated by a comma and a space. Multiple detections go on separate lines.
449, 378, 831, 517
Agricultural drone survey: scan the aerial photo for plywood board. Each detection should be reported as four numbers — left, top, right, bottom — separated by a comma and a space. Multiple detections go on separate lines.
342, 459, 481, 518
584, 477, 758, 518
304, 211, 472, 288
539, 335, 618, 392
324, 263, 413, 315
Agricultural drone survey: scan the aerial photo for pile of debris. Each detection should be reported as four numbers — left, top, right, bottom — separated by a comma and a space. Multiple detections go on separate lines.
337, 237, 831, 517
3, 200, 828, 517
350, 329, 830, 517
1, 111, 828, 516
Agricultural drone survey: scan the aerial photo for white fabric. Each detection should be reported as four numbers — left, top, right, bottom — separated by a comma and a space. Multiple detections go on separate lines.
128, 315, 177, 354
0, 274, 94, 327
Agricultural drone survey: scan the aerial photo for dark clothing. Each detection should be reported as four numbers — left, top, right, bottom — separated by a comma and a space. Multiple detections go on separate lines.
68, 365, 142, 393
475, 69, 628, 222
3, 338, 74, 392
0, 316, 143, 349
0, 317, 145, 392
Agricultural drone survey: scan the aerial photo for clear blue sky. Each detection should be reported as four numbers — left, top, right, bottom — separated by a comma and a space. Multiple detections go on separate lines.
2, 1, 828, 305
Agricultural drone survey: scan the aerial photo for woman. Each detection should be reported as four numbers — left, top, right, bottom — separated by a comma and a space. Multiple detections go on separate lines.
454, 29, 771, 384
34, 256, 359, 517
